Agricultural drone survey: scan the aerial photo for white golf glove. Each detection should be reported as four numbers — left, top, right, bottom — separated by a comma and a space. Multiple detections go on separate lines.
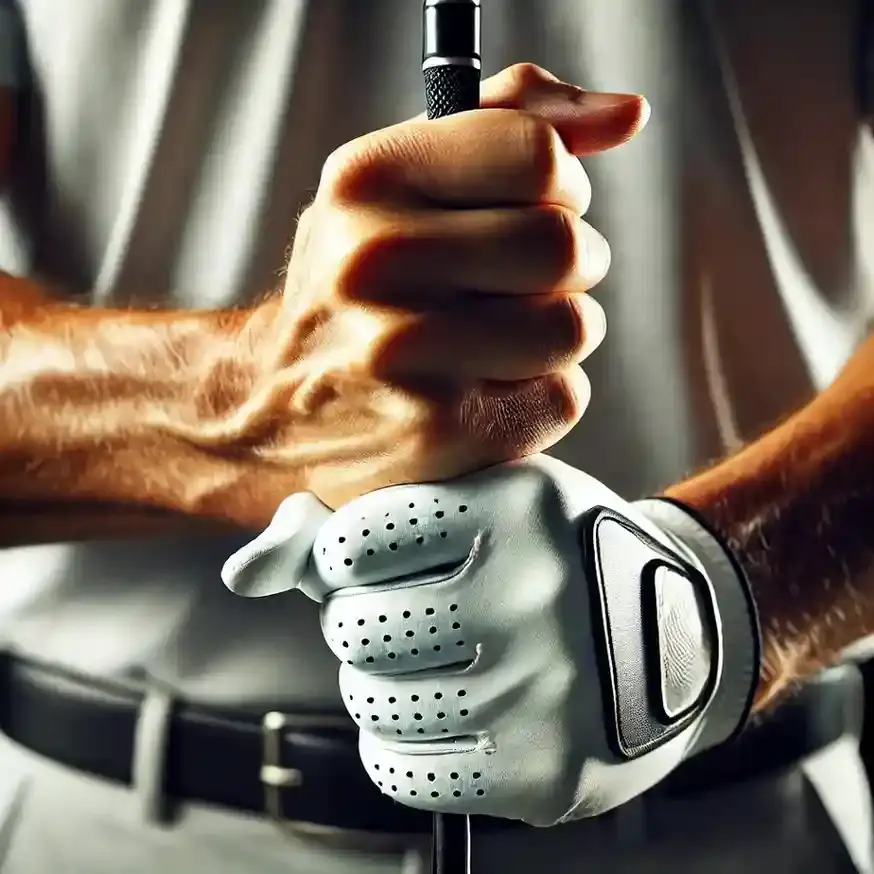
222, 455, 759, 826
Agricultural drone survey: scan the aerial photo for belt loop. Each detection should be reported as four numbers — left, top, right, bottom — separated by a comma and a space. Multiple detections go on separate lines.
132, 682, 175, 826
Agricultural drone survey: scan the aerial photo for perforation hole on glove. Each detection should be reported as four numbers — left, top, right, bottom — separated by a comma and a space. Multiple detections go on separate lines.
368, 762, 487, 800
316, 492, 481, 673
327, 601, 468, 669
315, 498, 471, 581
345, 686, 471, 736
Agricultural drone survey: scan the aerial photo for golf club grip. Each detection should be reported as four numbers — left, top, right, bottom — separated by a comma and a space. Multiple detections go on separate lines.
423, 17, 479, 874
424, 64, 481, 118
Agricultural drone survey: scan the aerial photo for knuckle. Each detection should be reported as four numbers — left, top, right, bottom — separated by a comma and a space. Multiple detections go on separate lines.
458, 386, 544, 457
462, 367, 590, 457
552, 367, 590, 427
567, 159, 593, 216
330, 225, 403, 305
319, 140, 363, 199
518, 370, 588, 448
536, 206, 583, 285
319, 136, 386, 203
517, 114, 565, 200
578, 223, 611, 287
546, 294, 588, 364
502, 62, 556, 98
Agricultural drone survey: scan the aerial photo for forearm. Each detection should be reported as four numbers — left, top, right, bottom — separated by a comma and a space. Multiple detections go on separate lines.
0, 273, 300, 544
0, 500, 244, 547
666, 335, 874, 711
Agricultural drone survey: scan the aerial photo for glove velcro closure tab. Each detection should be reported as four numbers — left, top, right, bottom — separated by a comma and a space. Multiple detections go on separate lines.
635, 498, 761, 753
580, 507, 721, 760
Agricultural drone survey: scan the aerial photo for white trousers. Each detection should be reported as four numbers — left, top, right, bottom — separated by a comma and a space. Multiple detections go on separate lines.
0, 729, 869, 874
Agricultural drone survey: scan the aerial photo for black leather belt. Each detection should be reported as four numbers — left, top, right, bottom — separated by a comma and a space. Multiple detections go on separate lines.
0, 654, 861, 834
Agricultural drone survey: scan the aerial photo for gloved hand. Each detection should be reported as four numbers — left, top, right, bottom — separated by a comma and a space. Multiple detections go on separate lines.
222, 455, 759, 826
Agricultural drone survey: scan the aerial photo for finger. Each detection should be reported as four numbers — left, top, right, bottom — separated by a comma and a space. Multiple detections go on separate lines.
414, 63, 650, 158
480, 62, 566, 107
312, 481, 480, 592
222, 493, 333, 600
372, 294, 606, 382
358, 732, 495, 814
346, 207, 609, 299
324, 575, 480, 673
339, 666, 487, 741
526, 90, 650, 156
482, 65, 651, 157
326, 109, 592, 211
466, 367, 592, 459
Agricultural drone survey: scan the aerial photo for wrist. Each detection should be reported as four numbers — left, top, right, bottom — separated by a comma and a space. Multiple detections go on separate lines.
185, 301, 279, 427
661, 429, 831, 713
635, 497, 761, 750
152, 299, 307, 527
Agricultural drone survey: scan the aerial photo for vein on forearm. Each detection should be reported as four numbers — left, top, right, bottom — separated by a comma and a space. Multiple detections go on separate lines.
0, 274, 266, 539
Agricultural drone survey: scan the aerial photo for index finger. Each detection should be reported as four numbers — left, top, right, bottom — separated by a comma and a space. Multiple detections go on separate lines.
312, 482, 479, 592
416, 62, 649, 156
328, 74, 645, 210
330, 108, 591, 212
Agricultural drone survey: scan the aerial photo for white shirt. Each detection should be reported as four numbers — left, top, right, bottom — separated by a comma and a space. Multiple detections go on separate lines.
0, 0, 870, 708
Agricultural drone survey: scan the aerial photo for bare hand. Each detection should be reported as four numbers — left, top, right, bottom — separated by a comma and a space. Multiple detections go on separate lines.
200, 65, 649, 509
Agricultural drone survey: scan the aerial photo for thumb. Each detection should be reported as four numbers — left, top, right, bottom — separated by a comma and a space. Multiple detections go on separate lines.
480, 63, 650, 156
221, 492, 333, 601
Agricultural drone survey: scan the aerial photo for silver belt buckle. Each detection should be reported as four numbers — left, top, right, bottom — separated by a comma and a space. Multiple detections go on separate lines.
261, 710, 361, 837
260, 711, 422, 853
261, 712, 304, 825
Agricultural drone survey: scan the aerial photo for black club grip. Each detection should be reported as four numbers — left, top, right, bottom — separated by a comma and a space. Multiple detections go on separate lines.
424, 64, 481, 119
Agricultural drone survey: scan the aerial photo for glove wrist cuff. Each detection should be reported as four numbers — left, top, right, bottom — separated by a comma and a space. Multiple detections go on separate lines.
634, 497, 761, 753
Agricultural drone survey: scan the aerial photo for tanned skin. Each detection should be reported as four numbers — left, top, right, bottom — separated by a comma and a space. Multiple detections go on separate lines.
667, 341, 874, 711
0, 64, 868, 714
0, 279, 292, 542
0, 65, 649, 542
